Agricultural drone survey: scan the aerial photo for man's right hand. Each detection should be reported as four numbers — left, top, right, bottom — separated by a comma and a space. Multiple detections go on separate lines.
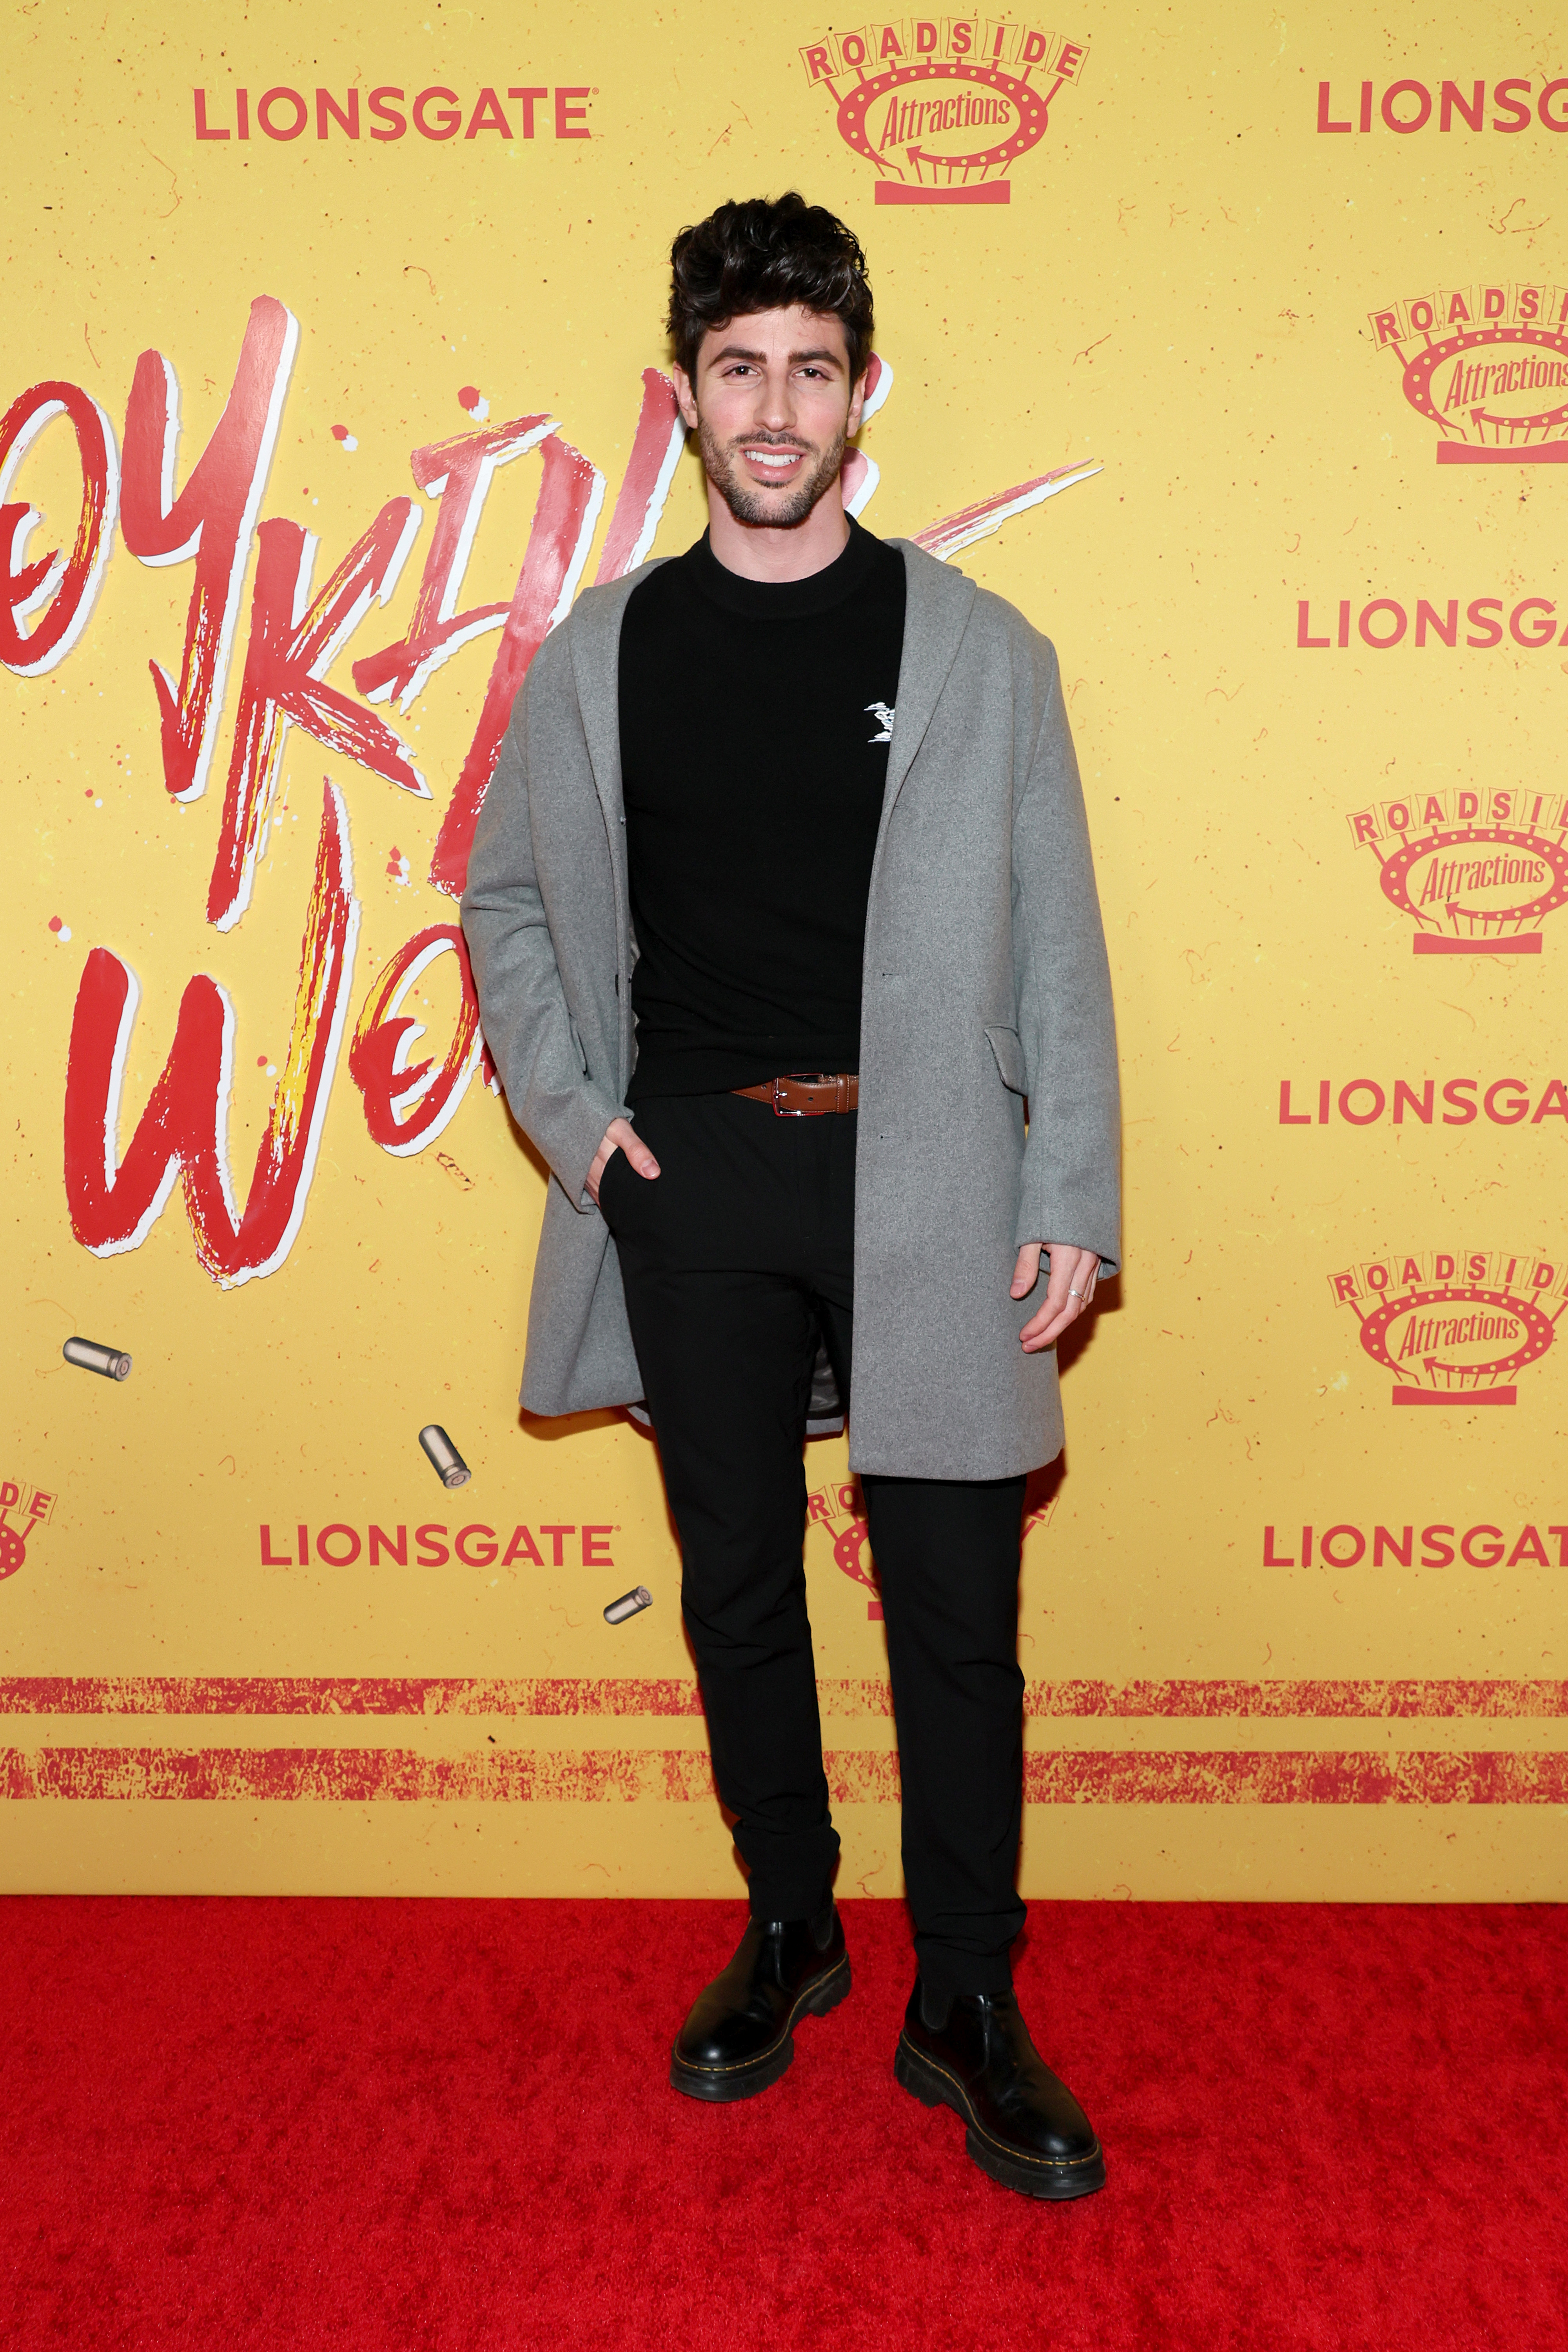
588, 1116, 661, 1205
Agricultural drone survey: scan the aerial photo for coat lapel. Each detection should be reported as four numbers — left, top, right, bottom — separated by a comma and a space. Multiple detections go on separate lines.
564, 568, 648, 878
562, 563, 668, 1096
882, 540, 977, 820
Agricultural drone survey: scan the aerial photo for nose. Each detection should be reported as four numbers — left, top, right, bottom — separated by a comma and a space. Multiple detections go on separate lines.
753, 366, 798, 436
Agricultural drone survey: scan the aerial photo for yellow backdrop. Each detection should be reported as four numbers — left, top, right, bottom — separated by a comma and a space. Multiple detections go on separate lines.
5, 0, 1565, 1898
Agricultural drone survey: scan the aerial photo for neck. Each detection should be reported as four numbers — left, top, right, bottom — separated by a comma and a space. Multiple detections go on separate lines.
704, 489, 851, 583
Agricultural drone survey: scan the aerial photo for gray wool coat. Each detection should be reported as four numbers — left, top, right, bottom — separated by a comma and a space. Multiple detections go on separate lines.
461, 536, 1120, 1480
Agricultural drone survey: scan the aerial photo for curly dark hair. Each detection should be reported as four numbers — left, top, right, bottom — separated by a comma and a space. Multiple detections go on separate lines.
666, 193, 874, 384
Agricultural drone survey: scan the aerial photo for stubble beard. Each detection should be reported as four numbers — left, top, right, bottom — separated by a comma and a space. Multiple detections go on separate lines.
697, 414, 849, 530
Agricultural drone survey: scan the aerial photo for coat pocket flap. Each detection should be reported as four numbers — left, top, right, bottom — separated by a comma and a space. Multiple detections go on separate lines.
984, 1024, 1027, 1093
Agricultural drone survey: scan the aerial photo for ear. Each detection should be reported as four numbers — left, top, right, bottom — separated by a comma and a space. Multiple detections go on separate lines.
846, 365, 869, 440
671, 363, 701, 432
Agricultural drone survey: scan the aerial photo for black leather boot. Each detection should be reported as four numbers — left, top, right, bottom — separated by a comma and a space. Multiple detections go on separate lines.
895, 1976, 1106, 2199
670, 1900, 850, 2102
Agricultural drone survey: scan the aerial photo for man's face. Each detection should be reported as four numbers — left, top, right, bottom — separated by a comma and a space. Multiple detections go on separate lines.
673, 305, 866, 530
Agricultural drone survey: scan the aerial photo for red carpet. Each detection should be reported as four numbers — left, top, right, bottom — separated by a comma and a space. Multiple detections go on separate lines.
1, 1896, 1563, 2349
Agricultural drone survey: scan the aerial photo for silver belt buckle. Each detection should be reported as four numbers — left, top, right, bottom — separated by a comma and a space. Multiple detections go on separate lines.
777, 1072, 834, 1116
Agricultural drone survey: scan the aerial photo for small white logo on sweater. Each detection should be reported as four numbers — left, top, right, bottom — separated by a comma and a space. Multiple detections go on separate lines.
865, 701, 895, 744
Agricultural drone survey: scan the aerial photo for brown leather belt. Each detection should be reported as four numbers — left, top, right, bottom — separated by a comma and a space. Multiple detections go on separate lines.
733, 1073, 859, 1117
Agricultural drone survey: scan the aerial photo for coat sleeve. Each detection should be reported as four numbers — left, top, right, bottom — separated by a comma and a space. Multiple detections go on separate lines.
1010, 630, 1123, 1274
460, 657, 628, 1212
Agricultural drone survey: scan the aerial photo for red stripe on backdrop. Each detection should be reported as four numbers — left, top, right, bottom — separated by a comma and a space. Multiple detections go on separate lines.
1029, 1679, 1568, 1719
0, 1746, 719, 1802
0, 1676, 707, 1717
878, 1752, 1568, 1805
1024, 1750, 1568, 1804
2, 1677, 1566, 1718
4, 1747, 1566, 1803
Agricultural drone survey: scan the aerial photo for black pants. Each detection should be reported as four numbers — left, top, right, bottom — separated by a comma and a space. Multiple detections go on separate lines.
601, 1091, 1026, 2001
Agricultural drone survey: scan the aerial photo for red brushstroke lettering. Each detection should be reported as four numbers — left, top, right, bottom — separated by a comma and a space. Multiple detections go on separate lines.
0, 381, 119, 675
911, 459, 1095, 562
209, 498, 422, 929
120, 295, 298, 803
592, 371, 686, 584
352, 414, 555, 710
62, 782, 359, 1286
426, 435, 603, 896
349, 922, 485, 1155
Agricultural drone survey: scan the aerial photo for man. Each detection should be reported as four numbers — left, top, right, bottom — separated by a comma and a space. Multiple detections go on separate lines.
462, 194, 1120, 2201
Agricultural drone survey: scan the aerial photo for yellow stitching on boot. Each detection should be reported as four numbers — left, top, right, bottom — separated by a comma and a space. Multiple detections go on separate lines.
897, 2034, 1101, 2169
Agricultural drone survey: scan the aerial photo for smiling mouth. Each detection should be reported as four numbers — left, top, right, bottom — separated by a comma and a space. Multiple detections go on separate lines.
739, 444, 808, 476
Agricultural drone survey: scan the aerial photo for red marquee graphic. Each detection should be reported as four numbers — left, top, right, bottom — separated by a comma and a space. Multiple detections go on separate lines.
1329, 1250, 1568, 1406
799, 19, 1088, 204
0, 1484, 56, 1584
1369, 278, 1568, 461
1346, 786, 1568, 956
809, 1480, 882, 1618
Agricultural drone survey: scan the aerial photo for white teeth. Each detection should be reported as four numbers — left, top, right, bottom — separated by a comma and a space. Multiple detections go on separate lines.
748, 450, 799, 468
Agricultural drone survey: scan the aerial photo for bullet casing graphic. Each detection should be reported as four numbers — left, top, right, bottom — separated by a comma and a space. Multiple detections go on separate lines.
418, 1426, 471, 1487
603, 1586, 653, 1624
63, 1337, 132, 1381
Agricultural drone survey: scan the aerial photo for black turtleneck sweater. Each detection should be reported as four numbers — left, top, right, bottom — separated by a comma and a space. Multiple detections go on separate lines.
617, 517, 906, 1102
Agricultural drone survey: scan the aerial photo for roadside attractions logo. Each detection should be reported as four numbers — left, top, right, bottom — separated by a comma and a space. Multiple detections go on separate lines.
1330, 1250, 1567, 1408
799, 18, 1088, 205
1346, 786, 1568, 956
810, 1479, 884, 1617
1369, 279, 1568, 463
0, 1480, 56, 1584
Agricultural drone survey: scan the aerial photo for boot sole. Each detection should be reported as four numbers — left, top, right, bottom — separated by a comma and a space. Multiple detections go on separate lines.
670, 1953, 852, 2104
894, 2033, 1107, 2201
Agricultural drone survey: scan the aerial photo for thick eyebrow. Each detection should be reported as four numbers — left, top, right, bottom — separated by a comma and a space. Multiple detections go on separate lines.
706, 343, 845, 368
